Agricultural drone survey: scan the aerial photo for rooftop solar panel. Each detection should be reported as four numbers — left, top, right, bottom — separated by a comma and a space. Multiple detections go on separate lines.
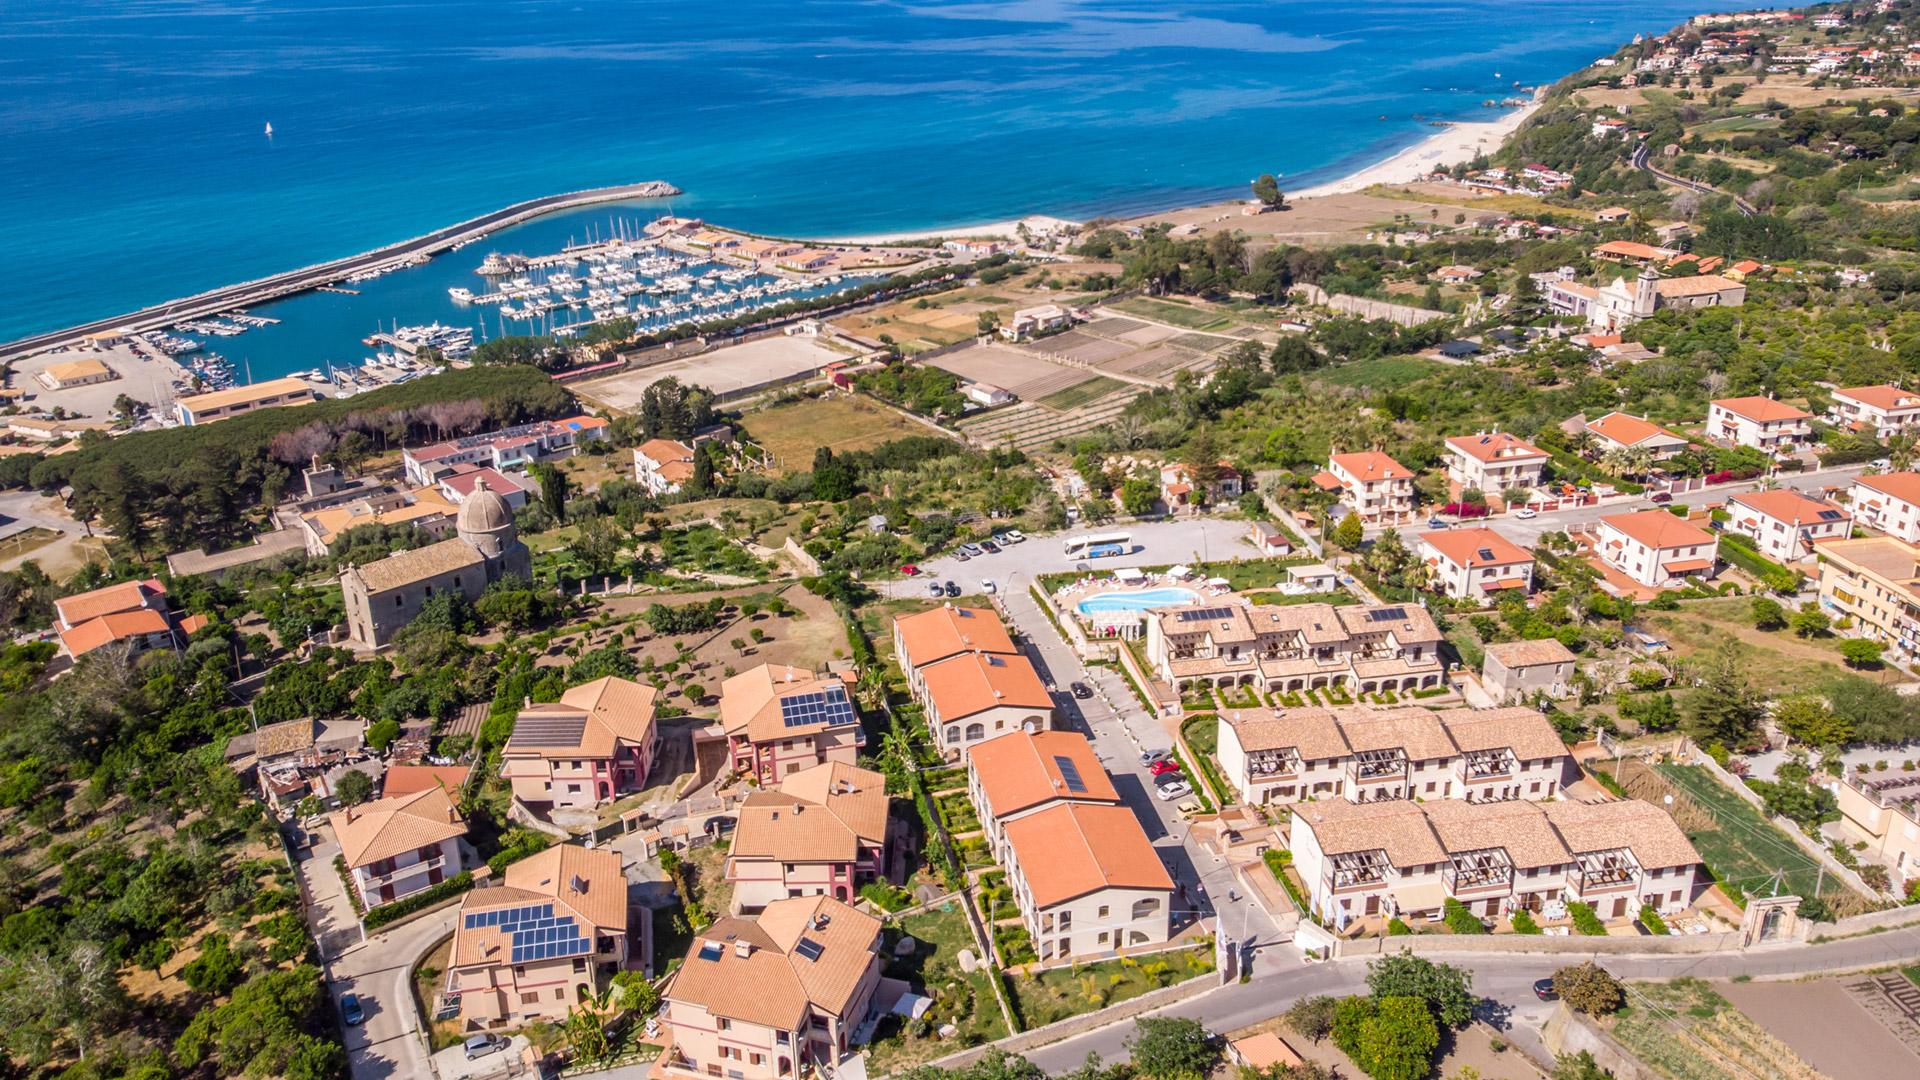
794, 937, 825, 961
1176, 607, 1233, 622
1053, 754, 1088, 794
1369, 606, 1408, 622
780, 683, 857, 728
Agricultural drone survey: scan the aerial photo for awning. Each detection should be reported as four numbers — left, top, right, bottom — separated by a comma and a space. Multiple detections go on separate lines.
1483, 578, 1530, 590
1663, 559, 1713, 573
1169, 565, 1193, 578
1114, 567, 1146, 582
1390, 881, 1448, 915
1207, 577, 1231, 587
1311, 471, 1344, 492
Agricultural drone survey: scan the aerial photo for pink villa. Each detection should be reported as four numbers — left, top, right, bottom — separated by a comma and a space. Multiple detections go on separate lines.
502, 676, 659, 809
721, 665, 865, 784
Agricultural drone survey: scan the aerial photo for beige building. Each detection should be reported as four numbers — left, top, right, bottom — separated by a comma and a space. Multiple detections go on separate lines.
634, 438, 697, 496
1829, 384, 1920, 440
447, 845, 630, 1030
1444, 432, 1549, 495
658, 897, 884, 1080
175, 376, 317, 425
891, 604, 1018, 701
297, 487, 456, 556
1317, 452, 1416, 524
1835, 769, 1920, 895
36, 357, 117, 390
329, 784, 468, 909
1213, 704, 1572, 807
1580, 412, 1690, 460
341, 478, 530, 647
1418, 527, 1536, 601
1002, 802, 1173, 960
722, 666, 864, 784
1725, 489, 1851, 563
502, 676, 659, 809
966, 730, 1121, 864
726, 762, 892, 913
1594, 509, 1718, 589
1707, 396, 1813, 454
919, 650, 1055, 756
1480, 639, 1578, 702
1144, 599, 1445, 695
1815, 535, 1920, 663
1849, 472, 1920, 543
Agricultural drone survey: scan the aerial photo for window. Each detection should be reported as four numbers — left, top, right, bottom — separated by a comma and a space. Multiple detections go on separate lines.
717, 1018, 731, 1031
521, 992, 539, 1005
555, 988, 566, 1000
1097, 905, 1109, 918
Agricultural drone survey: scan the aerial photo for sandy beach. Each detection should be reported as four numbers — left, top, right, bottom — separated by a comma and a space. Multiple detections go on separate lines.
1292, 92, 1545, 198
818, 215, 1080, 246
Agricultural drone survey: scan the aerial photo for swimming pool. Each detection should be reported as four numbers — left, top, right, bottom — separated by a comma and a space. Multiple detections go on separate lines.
1075, 587, 1200, 616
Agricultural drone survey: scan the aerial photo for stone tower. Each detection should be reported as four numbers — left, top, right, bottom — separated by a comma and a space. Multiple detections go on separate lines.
456, 476, 531, 581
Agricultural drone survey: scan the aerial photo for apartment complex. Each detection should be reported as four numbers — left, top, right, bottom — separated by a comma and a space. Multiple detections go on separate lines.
402, 415, 609, 486
1213, 705, 1572, 807
1144, 599, 1445, 695
1707, 396, 1813, 454
1317, 452, 1417, 524
726, 762, 892, 913
891, 605, 1018, 701
502, 676, 659, 810
721, 666, 865, 784
329, 784, 469, 909
658, 897, 884, 1080
1815, 535, 1920, 663
1835, 769, 1920, 895
1829, 384, 1920, 440
175, 376, 317, 425
1002, 803, 1173, 960
1848, 472, 1920, 543
446, 845, 630, 1030
1444, 432, 1549, 494
1289, 796, 1702, 925
1418, 528, 1536, 601
966, 730, 1121, 864
1725, 489, 1851, 563
1593, 510, 1719, 589
892, 600, 1051, 757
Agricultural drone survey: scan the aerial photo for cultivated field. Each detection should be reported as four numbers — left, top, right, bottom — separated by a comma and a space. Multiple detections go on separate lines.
739, 394, 928, 472
924, 341, 1099, 402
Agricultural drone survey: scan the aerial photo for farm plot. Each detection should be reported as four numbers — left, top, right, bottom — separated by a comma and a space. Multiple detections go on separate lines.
959, 388, 1145, 452
1025, 331, 1135, 366
924, 341, 1097, 401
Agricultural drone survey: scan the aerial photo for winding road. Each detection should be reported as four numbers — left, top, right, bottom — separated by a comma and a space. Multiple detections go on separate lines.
1632, 141, 1757, 217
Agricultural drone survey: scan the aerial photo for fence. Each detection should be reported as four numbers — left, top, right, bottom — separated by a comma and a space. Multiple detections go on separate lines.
1288, 284, 1448, 327
1331, 929, 1746, 959
1680, 743, 1891, 902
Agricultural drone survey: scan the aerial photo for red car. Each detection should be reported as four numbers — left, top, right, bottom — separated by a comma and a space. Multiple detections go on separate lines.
1148, 759, 1183, 777
899, 564, 919, 576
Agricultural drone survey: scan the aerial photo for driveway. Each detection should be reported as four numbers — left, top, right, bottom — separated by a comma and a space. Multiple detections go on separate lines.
884, 517, 1260, 601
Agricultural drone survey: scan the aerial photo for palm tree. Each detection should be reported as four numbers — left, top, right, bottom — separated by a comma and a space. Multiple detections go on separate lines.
1601, 445, 1656, 481
1888, 434, 1916, 472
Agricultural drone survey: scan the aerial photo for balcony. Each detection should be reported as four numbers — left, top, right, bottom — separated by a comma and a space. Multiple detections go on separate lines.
1461, 748, 1517, 781
1330, 849, 1389, 892
1444, 850, 1513, 896
363, 854, 445, 887
1573, 849, 1637, 894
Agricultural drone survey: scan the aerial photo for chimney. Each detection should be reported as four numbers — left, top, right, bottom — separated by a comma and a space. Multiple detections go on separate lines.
734, 940, 753, 959
571, 874, 588, 894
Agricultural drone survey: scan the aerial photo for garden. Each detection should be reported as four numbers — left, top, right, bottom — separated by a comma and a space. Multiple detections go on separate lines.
866, 905, 1012, 1072
1004, 945, 1216, 1029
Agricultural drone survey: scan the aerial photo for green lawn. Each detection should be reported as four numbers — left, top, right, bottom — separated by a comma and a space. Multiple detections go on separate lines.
866, 905, 1010, 1072
1654, 763, 1850, 906
1038, 376, 1127, 411
1111, 297, 1238, 332
1180, 713, 1234, 807
1318, 355, 1445, 390
1135, 556, 1320, 593
1006, 946, 1215, 1029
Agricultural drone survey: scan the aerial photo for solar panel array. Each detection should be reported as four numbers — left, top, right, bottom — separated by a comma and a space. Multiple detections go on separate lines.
1053, 754, 1087, 794
508, 713, 589, 749
1817, 509, 1843, 521
1176, 607, 1234, 622
794, 937, 825, 961
1369, 606, 1408, 622
464, 902, 594, 965
780, 683, 857, 729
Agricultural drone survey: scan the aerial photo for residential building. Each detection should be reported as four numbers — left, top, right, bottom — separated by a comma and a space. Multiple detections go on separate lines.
36, 358, 117, 390
635, 438, 698, 496
1212, 704, 1572, 807
1592, 241, 1679, 266
297, 487, 456, 556
503, 676, 659, 810
1002, 802, 1173, 960
964, 382, 1014, 408
1288, 795, 1701, 926
1594, 510, 1719, 589
658, 897, 883, 1080
721, 666, 865, 784
1707, 396, 1813, 454
175, 377, 317, 425
1418, 528, 1536, 601
1444, 432, 1549, 495
1248, 521, 1293, 557
1145, 599, 1445, 695
340, 478, 531, 648
1835, 769, 1920, 895
329, 784, 468, 909
1850, 472, 1920, 543
1829, 385, 1920, 440
966, 730, 1120, 864
1159, 461, 1244, 509
726, 762, 892, 913
437, 465, 530, 509
402, 415, 609, 486
1001, 304, 1070, 341
1815, 535, 1920, 662
53, 577, 179, 660
919, 650, 1054, 756
1545, 267, 1745, 332
1580, 412, 1690, 460
890, 605, 1018, 701
1317, 452, 1416, 524
382, 764, 473, 799
446, 845, 629, 1030
1725, 489, 1851, 563
1480, 640, 1578, 702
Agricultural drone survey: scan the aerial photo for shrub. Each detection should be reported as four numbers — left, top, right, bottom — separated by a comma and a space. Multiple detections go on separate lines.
1387, 917, 1414, 936
1638, 905, 1669, 935
1510, 909, 1541, 934
1552, 962, 1624, 1015
1442, 898, 1486, 935
363, 872, 474, 930
1568, 901, 1607, 936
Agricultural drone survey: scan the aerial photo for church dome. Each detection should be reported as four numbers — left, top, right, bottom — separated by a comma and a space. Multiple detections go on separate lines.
457, 477, 516, 541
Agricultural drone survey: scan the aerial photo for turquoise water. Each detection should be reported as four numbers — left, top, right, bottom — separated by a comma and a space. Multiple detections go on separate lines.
0, 1, 1743, 374
1077, 587, 1201, 616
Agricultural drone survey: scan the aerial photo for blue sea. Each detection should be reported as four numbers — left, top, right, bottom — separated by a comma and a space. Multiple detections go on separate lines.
0, 0, 1743, 376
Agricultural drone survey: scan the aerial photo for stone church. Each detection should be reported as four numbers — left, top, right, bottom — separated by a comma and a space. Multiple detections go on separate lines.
341, 477, 531, 648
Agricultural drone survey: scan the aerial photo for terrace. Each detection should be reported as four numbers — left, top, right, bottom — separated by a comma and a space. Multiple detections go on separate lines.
1347, 747, 1409, 785
1573, 848, 1639, 894
1461, 747, 1518, 782
1444, 848, 1514, 896
1850, 771, 1920, 812
1329, 849, 1389, 892
1246, 746, 1303, 779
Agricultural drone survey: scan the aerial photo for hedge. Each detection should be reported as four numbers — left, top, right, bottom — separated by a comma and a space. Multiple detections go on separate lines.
364, 871, 475, 930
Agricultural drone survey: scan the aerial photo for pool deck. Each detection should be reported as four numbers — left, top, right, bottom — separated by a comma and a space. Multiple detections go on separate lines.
1053, 572, 1238, 630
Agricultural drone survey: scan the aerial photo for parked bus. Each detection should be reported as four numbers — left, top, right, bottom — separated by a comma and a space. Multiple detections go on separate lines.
1086, 543, 1127, 559
1063, 532, 1132, 556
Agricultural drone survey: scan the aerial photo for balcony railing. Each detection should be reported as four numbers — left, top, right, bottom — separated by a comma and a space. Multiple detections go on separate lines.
1444, 864, 1513, 894
363, 854, 445, 886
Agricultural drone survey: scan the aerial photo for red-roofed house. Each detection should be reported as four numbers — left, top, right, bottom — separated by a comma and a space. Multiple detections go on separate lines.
1419, 528, 1537, 600
1830, 385, 1920, 440
634, 438, 698, 496
1726, 490, 1852, 562
1850, 472, 1920, 543
1158, 461, 1243, 510
1708, 397, 1813, 454
1444, 432, 1549, 495
436, 465, 530, 509
53, 578, 177, 660
1595, 510, 1719, 589
1322, 452, 1416, 524
1581, 412, 1690, 460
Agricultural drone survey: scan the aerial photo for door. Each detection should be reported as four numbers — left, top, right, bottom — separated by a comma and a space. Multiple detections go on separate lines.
1611, 897, 1627, 919
1364, 895, 1380, 916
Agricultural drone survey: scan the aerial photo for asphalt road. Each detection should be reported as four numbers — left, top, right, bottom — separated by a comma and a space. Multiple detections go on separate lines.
885, 518, 1262, 600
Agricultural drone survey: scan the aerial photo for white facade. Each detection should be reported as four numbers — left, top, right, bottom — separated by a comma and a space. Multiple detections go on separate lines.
1594, 511, 1719, 589
1850, 474, 1920, 543
1725, 491, 1852, 563
348, 835, 461, 909
1444, 433, 1549, 494
1707, 398, 1813, 454
1830, 386, 1920, 440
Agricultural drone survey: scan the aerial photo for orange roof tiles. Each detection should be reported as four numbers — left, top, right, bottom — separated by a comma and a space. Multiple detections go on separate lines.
893, 605, 1017, 671
1730, 489, 1849, 528
506, 675, 658, 759
721, 665, 860, 743
1712, 396, 1811, 423
382, 764, 474, 798
59, 608, 170, 657
1445, 431, 1548, 464
55, 578, 163, 628
968, 730, 1120, 817
918, 651, 1052, 722
730, 762, 889, 863
1601, 509, 1716, 550
1835, 385, 1920, 412
1855, 471, 1920, 506
1329, 451, 1413, 484
665, 897, 881, 1028
1585, 412, 1687, 449
1420, 527, 1534, 569
329, 785, 466, 869
1002, 803, 1173, 908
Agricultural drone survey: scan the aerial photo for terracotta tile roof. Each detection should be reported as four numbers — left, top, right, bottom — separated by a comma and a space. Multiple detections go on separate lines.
453, 845, 627, 970
1541, 799, 1701, 870
176, 377, 316, 415
893, 605, 1017, 671
1334, 603, 1442, 642
1002, 803, 1173, 908
59, 608, 170, 656
1438, 707, 1568, 761
665, 896, 881, 1028
506, 675, 658, 762
1601, 509, 1716, 550
382, 764, 473, 798
1423, 800, 1571, 869
440, 467, 528, 499
55, 578, 163, 628
1482, 639, 1576, 670
1445, 431, 1548, 464
730, 763, 888, 862
918, 651, 1051, 722
254, 717, 321, 759
1854, 471, 1920, 506
1653, 274, 1741, 299
329, 785, 467, 869
349, 538, 486, 593
1292, 798, 1446, 866
1593, 240, 1676, 261
1585, 412, 1687, 449
1221, 707, 1350, 759
1712, 396, 1810, 423
1232, 1033, 1306, 1071
1420, 527, 1534, 569
1729, 489, 1850, 528
1329, 451, 1413, 484
636, 438, 696, 484
1336, 707, 1457, 762
720, 665, 861, 743
968, 731, 1120, 817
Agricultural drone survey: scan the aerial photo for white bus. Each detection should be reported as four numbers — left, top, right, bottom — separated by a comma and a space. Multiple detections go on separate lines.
1063, 532, 1132, 556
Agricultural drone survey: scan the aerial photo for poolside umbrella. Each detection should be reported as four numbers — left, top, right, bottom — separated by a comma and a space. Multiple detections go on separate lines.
1206, 577, 1230, 587
1168, 564, 1192, 578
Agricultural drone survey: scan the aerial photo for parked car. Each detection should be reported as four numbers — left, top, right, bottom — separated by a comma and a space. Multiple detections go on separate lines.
339, 993, 364, 1026
1175, 799, 1202, 818
1069, 681, 1093, 699
980, 540, 1001, 554
943, 580, 960, 597
464, 1034, 508, 1060
1648, 491, 1673, 504
927, 582, 946, 598
954, 551, 971, 562
981, 579, 997, 594
1149, 759, 1183, 777
1514, 508, 1538, 519
1155, 781, 1192, 801
1154, 770, 1188, 788
1426, 517, 1448, 530
960, 543, 984, 556
1532, 977, 1560, 1002
899, 564, 919, 576
1001, 529, 1027, 544
1141, 748, 1171, 766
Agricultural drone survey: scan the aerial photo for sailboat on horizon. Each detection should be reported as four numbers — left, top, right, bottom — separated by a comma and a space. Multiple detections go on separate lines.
264, 121, 273, 137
